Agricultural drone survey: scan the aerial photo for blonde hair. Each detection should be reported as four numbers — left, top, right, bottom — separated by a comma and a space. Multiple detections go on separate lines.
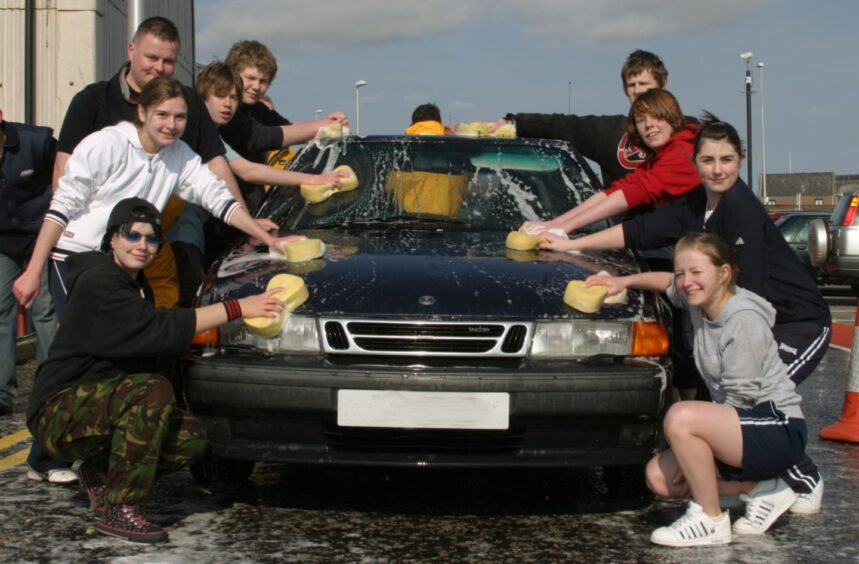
675, 232, 740, 288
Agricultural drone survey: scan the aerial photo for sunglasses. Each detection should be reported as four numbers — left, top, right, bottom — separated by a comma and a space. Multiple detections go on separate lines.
122, 229, 162, 247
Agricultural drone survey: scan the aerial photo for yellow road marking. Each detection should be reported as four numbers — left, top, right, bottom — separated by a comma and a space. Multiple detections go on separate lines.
0, 428, 31, 451
0, 447, 30, 472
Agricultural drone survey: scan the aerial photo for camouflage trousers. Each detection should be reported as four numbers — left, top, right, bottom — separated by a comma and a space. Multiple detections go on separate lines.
34, 373, 207, 506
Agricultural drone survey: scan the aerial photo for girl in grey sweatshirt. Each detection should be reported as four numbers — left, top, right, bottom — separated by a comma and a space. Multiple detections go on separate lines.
586, 232, 807, 547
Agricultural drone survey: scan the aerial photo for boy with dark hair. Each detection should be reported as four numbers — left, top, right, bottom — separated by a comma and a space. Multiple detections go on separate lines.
406, 103, 447, 135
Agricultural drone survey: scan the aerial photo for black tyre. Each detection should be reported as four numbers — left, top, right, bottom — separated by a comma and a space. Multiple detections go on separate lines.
190, 449, 256, 484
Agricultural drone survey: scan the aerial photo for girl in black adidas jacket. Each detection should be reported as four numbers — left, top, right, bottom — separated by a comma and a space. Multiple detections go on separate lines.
541, 116, 830, 513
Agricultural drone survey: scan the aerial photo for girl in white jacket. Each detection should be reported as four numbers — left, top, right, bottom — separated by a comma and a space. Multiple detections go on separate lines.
14, 76, 296, 316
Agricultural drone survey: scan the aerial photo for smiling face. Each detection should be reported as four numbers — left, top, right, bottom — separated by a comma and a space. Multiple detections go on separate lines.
694, 138, 742, 203
126, 33, 179, 92
136, 96, 187, 153
674, 248, 733, 319
111, 222, 160, 276
634, 112, 674, 151
237, 65, 272, 105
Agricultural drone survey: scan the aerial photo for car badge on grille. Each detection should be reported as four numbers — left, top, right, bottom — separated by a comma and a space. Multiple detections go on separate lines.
418, 295, 436, 306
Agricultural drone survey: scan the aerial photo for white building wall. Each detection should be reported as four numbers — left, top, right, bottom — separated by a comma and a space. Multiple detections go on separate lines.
1, 0, 193, 132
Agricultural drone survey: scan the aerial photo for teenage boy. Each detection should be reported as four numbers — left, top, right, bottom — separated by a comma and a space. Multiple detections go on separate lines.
168, 62, 349, 306
490, 49, 669, 186
218, 39, 349, 211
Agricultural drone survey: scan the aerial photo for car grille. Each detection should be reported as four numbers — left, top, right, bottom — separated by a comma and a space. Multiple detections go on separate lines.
320, 318, 532, 357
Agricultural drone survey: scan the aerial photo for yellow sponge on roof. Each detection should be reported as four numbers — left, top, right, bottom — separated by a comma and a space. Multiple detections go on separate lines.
244, 273, 309, 337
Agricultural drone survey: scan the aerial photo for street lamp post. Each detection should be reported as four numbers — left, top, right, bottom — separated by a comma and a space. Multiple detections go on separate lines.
740, 52, 754, 192
568, 81, 572, 113
757, 62, 767, 204
355, 80, 367, 136
315, 108, 323, 121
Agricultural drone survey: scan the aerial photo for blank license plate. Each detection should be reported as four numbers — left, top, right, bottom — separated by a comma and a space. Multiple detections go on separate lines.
337, 390, 509, 430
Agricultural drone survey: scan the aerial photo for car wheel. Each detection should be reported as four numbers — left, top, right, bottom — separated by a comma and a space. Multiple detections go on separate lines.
807, 218, 830, 269
190, 449, 256, 484
602, 464, 651, 498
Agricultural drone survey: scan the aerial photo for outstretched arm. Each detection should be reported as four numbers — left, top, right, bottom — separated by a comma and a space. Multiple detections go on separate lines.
228, 156, 351, 187
556, 190, 629, 233
539, 223, 626, 252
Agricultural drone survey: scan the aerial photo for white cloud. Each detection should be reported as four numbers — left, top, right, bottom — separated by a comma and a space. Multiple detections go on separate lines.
498, 0, 767, 47
196, 0, 488, 57
196, 0, 767, 56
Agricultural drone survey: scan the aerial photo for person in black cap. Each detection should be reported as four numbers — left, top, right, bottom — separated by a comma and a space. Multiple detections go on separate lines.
26, 197, 287, 543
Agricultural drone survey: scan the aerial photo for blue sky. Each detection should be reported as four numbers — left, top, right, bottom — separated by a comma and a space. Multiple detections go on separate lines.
195, 0, 859, 184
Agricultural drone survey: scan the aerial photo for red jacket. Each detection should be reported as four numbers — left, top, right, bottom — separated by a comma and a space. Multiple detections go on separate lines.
603, 124, 700, 209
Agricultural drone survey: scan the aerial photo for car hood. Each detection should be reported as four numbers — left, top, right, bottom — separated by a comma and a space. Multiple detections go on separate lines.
205, 228, 648, 320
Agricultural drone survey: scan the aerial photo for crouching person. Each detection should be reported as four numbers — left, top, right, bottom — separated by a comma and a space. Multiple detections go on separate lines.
25, 198, 287, 543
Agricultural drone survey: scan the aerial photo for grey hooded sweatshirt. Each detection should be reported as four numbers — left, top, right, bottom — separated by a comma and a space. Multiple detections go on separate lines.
668, 283, 804, 420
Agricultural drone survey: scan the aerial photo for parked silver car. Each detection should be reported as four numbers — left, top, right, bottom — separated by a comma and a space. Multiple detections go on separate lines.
809, 192, 859, 287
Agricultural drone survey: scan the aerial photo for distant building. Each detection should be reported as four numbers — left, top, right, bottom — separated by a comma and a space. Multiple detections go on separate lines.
762, 172, 859, 212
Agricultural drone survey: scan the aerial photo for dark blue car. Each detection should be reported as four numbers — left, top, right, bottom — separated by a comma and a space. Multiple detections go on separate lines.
183, 135, 672, 494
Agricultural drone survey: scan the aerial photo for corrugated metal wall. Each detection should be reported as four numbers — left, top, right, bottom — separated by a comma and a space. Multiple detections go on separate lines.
0, 0, 194, 131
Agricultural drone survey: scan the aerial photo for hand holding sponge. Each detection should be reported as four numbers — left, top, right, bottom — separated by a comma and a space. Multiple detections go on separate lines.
563, 271, 628, 313
300, 165, 359, 204
244, 273, 309, 337
505, 230, 548, 251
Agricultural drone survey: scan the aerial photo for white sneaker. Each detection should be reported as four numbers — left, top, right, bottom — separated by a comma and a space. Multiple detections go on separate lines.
789, 479, 824, 514
27, 466, 79, 484
650, 501, 732, 547
733, 478, 797, 535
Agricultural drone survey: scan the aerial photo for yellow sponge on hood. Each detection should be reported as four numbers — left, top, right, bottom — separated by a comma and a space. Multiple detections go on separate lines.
505, 231, 547, 251
243, 273, 309, 337
563, 280, 609, 313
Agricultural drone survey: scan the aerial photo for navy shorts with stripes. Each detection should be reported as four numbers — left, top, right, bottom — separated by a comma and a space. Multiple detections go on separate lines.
716, 400, 807, 483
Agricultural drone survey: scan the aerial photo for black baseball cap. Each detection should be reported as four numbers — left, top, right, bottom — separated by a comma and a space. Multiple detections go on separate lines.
100, 197, 163, 251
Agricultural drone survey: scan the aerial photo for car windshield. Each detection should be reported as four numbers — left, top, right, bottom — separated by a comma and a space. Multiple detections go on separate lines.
257, 137, 606, 232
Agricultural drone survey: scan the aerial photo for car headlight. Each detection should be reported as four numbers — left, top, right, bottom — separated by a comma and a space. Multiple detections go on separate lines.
220, 314, 322, 353
530, 320, 632, 358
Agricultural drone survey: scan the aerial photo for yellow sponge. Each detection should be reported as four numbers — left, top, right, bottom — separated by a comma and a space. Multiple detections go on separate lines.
315, 122, 350, 139
491, 123, 517, 138
563, 280, 609, 313
505, 231, 547, 251
244, 273, 309, 337
300, 165, 359, 204
282, 238, 325, 262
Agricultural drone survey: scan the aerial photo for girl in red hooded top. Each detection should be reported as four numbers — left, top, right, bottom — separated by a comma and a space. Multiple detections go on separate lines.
521, 88, 700, 235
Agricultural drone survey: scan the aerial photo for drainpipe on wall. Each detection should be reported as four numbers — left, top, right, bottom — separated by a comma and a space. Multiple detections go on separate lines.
24, 0, 35, 124
128, 0, 144, 43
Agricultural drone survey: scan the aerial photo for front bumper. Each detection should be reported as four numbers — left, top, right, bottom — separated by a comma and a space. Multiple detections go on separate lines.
183, 353, 669, 467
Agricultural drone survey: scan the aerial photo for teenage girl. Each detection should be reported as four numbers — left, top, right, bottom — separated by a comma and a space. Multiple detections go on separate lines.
593, 232, 805, 546
521, 88, 700, 234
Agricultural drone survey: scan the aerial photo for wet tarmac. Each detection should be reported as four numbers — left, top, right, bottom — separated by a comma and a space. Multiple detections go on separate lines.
2, 347, 858, 562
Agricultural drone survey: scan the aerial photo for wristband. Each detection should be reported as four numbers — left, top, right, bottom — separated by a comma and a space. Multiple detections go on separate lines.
223, 299, 242, 321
